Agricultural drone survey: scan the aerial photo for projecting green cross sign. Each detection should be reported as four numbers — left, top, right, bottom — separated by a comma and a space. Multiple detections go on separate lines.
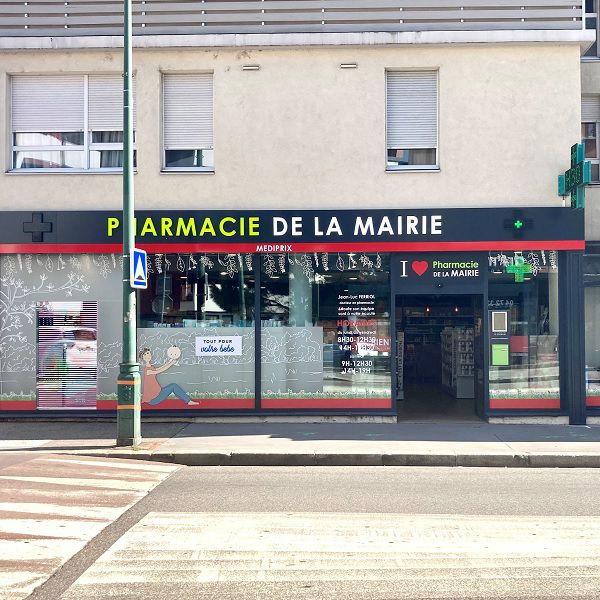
505, 255, 532, 283
558, 143, 591, 209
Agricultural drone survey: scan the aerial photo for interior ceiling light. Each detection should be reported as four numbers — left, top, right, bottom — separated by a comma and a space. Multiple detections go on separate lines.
242, 65, 260, 71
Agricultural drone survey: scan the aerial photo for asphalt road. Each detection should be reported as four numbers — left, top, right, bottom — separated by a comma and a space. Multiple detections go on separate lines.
27, 466, 600, 599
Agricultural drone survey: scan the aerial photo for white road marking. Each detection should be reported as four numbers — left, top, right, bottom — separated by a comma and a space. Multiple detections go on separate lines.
0, 454, 178, 600
41, 457, 176, 472
0, 475, 160, 491
59, 512, 600, 598
0, 441, 50, 450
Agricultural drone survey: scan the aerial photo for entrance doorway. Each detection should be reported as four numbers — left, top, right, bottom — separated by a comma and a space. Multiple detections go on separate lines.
395, 294, 484, 421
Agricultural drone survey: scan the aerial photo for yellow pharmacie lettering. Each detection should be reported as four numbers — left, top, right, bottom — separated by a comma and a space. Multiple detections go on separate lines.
107, 216, 261, 237
176, 218, 196, 237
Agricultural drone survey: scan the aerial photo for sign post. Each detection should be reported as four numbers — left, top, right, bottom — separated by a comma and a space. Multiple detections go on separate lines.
558, 143, 591, 209
116, 0, 141, 447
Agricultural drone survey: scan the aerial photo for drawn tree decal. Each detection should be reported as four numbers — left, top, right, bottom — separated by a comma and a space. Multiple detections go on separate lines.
0, 256, 91, 372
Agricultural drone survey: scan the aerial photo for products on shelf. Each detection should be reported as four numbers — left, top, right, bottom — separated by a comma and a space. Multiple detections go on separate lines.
441, 326, 475, 399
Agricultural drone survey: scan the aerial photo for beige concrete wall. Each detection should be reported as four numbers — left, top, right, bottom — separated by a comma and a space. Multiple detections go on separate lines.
0, 43, 581, 211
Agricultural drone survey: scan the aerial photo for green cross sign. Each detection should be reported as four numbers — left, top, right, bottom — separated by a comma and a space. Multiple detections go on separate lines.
558, 143, 591, 209
505, 255, 532, 283
514, 220, 523, 230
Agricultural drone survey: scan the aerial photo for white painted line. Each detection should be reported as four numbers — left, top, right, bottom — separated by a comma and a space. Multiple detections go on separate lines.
0, 476, 160, 492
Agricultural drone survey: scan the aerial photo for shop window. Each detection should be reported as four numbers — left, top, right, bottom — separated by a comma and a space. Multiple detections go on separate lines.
260, 252, 392, 409
162, 73, 214, 171
386, 71, 438, 170
137, 253, 255, 406
585, 255, 600, 407
10, 74, 136, 171
488, 251, 560, 410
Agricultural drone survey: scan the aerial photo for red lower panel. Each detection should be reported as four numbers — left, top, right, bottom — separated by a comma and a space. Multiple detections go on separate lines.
0, 400, 37, 411
587, 396, 600, 407
97, 398, 255, 410
489, 398, 560, 410
261, 398, 392, 409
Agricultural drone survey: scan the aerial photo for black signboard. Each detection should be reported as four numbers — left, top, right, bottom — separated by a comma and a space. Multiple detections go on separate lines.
0, 207, 584, 252
393, 253, 486, 294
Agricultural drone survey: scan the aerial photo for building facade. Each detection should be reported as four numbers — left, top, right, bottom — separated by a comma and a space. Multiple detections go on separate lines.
0, 0, 593, 422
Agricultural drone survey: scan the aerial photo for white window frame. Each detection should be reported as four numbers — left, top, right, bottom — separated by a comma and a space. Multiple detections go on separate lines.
162, 72, 214, 173
385, 70, 439, 172
9, 74, 136, 173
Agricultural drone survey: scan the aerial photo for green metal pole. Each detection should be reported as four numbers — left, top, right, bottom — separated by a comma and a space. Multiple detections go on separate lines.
116, 0, 141, 446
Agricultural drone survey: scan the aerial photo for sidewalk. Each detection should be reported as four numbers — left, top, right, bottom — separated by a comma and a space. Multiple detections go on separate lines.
3, 420, 600, 467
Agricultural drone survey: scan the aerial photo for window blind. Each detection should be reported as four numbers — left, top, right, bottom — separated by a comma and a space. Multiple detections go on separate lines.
163, 73, 213, 149
36, 301, 97, 410
11, 75, 85, 132
88, 74, 136, 131
582, 96, 600, 122
386, 71, 438, 149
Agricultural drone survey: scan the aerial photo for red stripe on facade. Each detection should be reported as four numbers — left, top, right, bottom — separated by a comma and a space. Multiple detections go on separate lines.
489, 398, 561, 410
0, 401, 36, 411
0, 240, 585, 254
586, 396, 600, 407
260, 398, 393, 409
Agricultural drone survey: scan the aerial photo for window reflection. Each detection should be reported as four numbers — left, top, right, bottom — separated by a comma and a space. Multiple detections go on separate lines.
488, 251, 559, 406
139, 253, 255, 328
260, 253, 391, 405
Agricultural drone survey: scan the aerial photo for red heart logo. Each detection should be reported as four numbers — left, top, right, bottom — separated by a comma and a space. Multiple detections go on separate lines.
411, 260, 429, 276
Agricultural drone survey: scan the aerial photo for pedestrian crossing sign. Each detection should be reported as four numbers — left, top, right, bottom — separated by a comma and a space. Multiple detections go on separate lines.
131, 248, 148, 289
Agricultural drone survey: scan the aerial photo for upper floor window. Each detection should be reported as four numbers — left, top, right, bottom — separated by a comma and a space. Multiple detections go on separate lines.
10, 74, 136, 172
162, 73, 214, 171
386, 70, 438, 171
584, 0, 599, 58
583, 95, 600, 181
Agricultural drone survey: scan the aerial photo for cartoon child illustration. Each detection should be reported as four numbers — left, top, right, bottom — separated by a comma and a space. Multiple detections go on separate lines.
139, 346, 199, 406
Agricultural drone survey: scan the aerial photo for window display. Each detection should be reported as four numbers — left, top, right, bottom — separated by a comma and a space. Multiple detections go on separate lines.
137, 253, 255, 407
488, 251, 560, 409
260, 252, 391, 408
584, 255, 600, 407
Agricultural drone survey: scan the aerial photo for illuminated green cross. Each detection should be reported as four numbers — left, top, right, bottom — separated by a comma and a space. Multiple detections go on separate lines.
514, 220, 523, 230
505, 255, 532, 283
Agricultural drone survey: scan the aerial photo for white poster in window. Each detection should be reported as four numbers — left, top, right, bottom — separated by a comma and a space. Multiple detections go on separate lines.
196, 336, 242, 356
491, 311, 508, 334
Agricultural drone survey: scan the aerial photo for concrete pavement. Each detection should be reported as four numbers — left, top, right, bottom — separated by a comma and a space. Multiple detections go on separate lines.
3, 420, 600, 467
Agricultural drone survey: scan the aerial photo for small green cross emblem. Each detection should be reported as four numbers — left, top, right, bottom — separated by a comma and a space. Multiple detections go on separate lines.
505, 254, 532, 283
514, 220, 523, 230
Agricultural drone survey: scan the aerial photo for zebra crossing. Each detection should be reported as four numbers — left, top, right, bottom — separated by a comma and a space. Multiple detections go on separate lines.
60, 511, 600, 599
0, 453, 177, 600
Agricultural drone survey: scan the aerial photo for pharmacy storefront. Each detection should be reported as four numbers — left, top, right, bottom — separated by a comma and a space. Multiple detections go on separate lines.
0, 208, 587, 423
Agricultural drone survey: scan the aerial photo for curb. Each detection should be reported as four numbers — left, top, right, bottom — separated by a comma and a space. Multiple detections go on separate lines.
68, 450, 600, 468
